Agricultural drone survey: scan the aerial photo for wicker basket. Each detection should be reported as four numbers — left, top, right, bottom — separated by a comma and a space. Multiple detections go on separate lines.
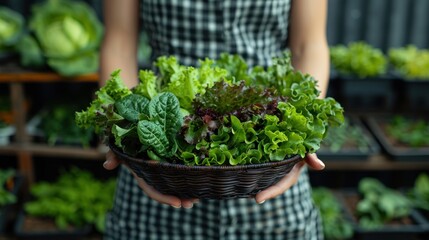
110, 143, 304, 199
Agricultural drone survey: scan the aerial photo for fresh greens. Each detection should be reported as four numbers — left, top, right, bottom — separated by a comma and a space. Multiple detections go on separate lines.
388, 45, 429, 80
76, 53, 344, 165
38, 104, 94, 147
330, 42, 387, 78
356, 178, 413, 229
0, 6, 24, 55
24, 167, 116, 232
386, 116, 429, 148
312, 187, 353, 240
18, 0, 103, 76
321, 118, 371, 152
408, 173, 429, 211
135, 56, 228, 110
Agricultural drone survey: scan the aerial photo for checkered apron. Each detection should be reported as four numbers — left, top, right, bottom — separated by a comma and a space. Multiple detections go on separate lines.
105, 0, 323, 239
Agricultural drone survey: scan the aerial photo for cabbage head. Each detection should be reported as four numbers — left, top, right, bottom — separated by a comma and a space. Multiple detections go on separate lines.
26, 0, 103, 76
0, 6, 24, 54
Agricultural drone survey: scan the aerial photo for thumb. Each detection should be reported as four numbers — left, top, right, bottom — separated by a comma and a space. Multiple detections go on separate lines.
103, 150, 121, 170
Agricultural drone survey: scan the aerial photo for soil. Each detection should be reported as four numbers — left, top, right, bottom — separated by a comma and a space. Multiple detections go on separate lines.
21, 215, 76, 232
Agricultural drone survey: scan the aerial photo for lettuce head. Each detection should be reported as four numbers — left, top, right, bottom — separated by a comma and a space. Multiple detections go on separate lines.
23, 0, 103, 76
0, 6, 24, 54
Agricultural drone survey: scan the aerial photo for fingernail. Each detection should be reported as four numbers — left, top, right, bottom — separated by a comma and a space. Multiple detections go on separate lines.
318, 159, 325, 169
171, 204, 181, 209
183, 203, 193, 209
103, 160, 109, 168
258, 200, 265, 204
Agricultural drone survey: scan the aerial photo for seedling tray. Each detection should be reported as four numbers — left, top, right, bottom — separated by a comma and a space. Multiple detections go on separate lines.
365, 115, 429, 161
336, 189, 429, 240
317, 116, 380, 161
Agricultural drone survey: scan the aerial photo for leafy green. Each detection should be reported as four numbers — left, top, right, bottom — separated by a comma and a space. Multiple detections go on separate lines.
214, 53, 251, 83
356, 178, 413, 229
408, 173, 429, 211
321, 118, 371, 152
0, 6, 24, 54
75, 69, 132, 133
386, 116, 429, 147
20, 0, 103, 76
312, 187, 353, 240
135, 56, 228, 111
76, 53, 344, 165
24, 168, 116, 232
179, 53, 344, 165
38, 104, 94, 147
330, 42, 387, 78
16, 34, 45, 68
388, 45, 429, 80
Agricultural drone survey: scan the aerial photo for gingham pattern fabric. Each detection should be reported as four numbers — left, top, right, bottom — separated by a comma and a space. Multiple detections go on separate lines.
140, 0, 291, 67
105, 0, 323, 239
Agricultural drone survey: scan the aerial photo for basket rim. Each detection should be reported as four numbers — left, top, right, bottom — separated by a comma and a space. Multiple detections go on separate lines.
109, 142, 304, 171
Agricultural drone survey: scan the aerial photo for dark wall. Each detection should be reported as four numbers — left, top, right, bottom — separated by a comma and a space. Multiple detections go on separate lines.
327, 0, 429, 50
0, 0, 102, 19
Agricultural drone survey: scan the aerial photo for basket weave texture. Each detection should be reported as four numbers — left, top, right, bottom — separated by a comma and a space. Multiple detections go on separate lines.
110, 143, 304, 199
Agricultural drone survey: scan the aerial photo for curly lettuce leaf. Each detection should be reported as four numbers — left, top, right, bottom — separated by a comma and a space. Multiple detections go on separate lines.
75, 70, 131, 131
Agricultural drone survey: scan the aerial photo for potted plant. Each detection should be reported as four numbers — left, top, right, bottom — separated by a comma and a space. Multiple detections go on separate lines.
0, 6, 24, 62
312, 187, 354, 240
30, 104, 95, 147
365, 115, 429, 161
408, 173, 429, 218
0, 168, 22, 235
16, 0, 103, 76
75, 52, 344, 199
329, 41, 393, 111
317, 116, 380, 161
388, 45, 429, 111
14, 167, 116, 239
338, 178, 428, 240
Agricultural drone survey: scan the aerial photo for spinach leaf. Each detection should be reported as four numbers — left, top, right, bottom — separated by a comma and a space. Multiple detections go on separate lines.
115, 94, 150, 122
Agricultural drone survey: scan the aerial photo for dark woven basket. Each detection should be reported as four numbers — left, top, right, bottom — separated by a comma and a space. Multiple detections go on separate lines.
110, 143, 304, 199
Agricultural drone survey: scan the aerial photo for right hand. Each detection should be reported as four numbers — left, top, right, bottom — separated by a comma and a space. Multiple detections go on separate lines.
103, 150, 198, 209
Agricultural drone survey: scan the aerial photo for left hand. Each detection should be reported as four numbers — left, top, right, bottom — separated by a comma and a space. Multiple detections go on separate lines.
254, 153, 325, 204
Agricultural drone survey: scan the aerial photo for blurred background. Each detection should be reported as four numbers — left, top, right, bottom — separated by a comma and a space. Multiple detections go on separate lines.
0, 0, 429, 239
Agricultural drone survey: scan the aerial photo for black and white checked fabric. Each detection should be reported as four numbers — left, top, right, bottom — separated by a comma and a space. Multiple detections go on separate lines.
105, 1, 323, 239
140, 0, 291, 67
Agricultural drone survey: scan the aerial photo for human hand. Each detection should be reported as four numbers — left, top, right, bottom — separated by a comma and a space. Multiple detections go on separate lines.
254, 153, 325, 204
103, 150, 198, 208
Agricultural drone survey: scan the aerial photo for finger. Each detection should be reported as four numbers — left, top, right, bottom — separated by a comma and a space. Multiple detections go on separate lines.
305, 153, 325, 170
255, 160, 306, 204
103, 150, 121, 170
181, 198, 199, 209
129, 170, 182, 208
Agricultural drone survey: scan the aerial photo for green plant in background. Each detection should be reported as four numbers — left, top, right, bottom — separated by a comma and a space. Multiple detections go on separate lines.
388, 45, 429, 80
24, 167, 116, 232
312, 187, 353, 240
356, 178, 413, 229
386, 116, 429, 148
330, 41, 387, 78
408, 173, 429, 211
0, 169, 17, 207
320, 118, 371, 153
0, 6, 24, 55
17, 0, 103, 76
38, 104, 94, 147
